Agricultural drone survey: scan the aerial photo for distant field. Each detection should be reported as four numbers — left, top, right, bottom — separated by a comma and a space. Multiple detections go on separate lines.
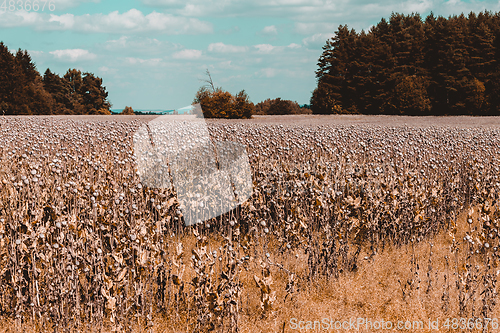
0, 115, 500, 332
10, 114, 500, 127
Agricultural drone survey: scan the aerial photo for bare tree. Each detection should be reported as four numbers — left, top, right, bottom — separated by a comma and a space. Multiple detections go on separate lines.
201, 69, 216, 92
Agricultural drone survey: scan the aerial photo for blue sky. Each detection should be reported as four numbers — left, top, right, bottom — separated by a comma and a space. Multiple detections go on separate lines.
1, 0, 499, 110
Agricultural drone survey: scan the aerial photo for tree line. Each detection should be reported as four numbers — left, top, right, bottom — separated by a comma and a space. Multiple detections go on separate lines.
9, 8, 500, 119
0, 42, 111, 115
254, 98, 311, 115
195, 89, 310, 118
194, 70, 311, 118
312, 11, 500, 115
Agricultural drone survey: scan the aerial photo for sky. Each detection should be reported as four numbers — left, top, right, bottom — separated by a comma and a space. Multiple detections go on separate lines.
1, 0, 500, 110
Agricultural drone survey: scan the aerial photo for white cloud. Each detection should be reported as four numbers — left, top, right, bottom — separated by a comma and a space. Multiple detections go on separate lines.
208, 42, 248, 53
107, 36, 129, 48
125, 57, 163, 65
218, 60, 244, 70
24, 50, 50, 65
139, 0, 500, 41
0, 10, 44, 28
220, 26, 240, 34
254, 44, 275, 54
140, 0, 500, 20
142, 0, 183, 4
140, 0, 333, 18
258, 68, 277, 78
302, 33, 335, 47
294, 22, 337, 35
287, 43, 301, 49
77, 9, 213, 34
219, 74, 245, 83
437, 0, 499, 13
48, 13, 75, 29
261, 25, 278, 35
49, 0, 100, 10
172, 49, 202, 59
265, 0, 323, 5
28, 50, 45, 57
405, 0, 433, 13
103, 36, 180, 55
0, 9, 213, 34
49, 49, 97, 62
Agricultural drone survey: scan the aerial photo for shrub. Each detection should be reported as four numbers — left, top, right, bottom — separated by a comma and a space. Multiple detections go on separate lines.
96, 107, 111, 115
121, 106, 135, 115
255, 98, 310, 115
193, 87, 254, 119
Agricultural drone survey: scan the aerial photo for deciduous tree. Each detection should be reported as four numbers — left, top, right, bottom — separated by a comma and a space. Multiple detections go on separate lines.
120, 106, 135, 115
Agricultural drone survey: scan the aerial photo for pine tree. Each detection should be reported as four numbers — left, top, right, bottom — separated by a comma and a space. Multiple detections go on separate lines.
368, 19, 394, 114
0, 43, 53, 114
423, 14, 458, 114
314, 25, 351, 113
313, 11, 500, 115
43, 69, 74, 114
0, 42, 22, 114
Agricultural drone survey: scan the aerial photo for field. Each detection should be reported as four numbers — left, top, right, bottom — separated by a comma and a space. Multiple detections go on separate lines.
1, 115, 500, 332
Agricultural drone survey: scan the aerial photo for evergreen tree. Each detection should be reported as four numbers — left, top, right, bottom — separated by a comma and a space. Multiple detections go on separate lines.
314, 25, 351, 113
368, 18, 394, 114
0, 43, 53, 115
0, 43, 112, 115
43, 69, 73, 114
0, 42, 23, 114
313, 11, 500, 115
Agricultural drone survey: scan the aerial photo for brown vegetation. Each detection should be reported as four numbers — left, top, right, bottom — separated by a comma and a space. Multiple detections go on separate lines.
120, 106, 135, 115
193, 88, 254, 119
0, 116, 499, 332
254, 98, 311, 115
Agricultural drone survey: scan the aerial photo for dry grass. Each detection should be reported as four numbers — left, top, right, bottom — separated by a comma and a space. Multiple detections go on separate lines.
1, 115, 500, 332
